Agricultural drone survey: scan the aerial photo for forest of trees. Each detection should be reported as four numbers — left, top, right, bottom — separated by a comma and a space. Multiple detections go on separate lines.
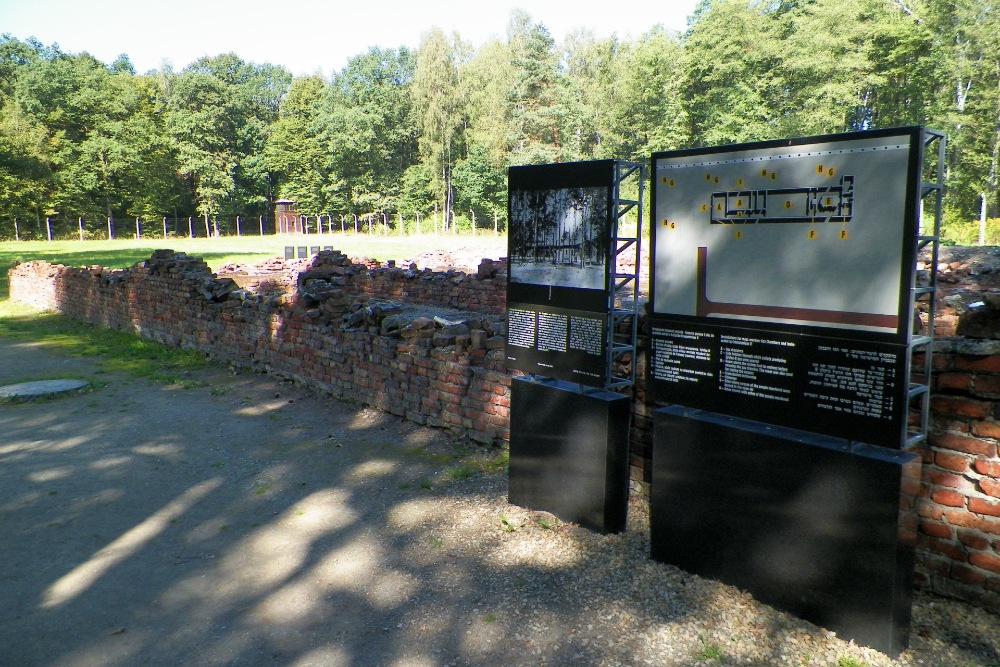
1, 0, 998, 239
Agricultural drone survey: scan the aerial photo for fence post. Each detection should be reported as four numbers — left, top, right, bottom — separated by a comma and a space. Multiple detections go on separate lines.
259, 215, 264, 236
46, 217, 52, 241
79, 217, 84, 241
135, 216, 141, 239
163, 217, 168, 239
188, 217, 193, 238
108, 216, 114, 240
13, 218, 19, 241
236, 215, 242, 237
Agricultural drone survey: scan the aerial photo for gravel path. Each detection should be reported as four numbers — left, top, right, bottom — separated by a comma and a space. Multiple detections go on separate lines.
1, 337, 998, 667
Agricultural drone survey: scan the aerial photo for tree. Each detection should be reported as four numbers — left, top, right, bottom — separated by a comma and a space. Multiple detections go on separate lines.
559, 29, 622, 160
681, 0, 787, 145
922, 0, 1000, 220
452, 143, 507, 229
166, 70, 237, 219
317, 47, 418, 217
505, 11, 565, 164
611, 26, 689, 158
265, 75, 328, 215
186, 54, 292, 217
461, 39, 513, 171
412, 28, 468, 227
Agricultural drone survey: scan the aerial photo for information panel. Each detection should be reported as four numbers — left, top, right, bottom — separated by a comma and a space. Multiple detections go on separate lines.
648, 128, 921, 448
649, 320, 907, 445
506, 161, 616, 387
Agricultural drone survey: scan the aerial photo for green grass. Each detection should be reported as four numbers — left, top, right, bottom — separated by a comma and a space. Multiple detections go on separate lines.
444, 448, 509, 481
0, 306, 208, 381
696, 639, 724, 662
836, 657, 869, 667
0, 233, 506, 300
537, 516, 559, 530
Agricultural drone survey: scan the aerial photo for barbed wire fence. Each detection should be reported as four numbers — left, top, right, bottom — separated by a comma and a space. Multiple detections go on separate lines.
1, 211, 507, 242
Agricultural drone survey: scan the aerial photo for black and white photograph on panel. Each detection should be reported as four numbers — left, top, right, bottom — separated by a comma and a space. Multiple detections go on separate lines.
508, 185, 609, 291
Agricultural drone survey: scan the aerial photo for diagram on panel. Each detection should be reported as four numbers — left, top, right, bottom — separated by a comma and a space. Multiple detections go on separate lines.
710, 175, 854, 224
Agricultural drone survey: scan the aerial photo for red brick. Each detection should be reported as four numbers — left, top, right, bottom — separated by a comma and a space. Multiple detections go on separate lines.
945, 509, 1000, 534
935, 451, 972, 473
917, 501, 944, 520
930, 417, 971, 433
971, 420, 1000, 440
975, 374, 1000, 396
930, 489, 966, 507
925, 469, 975, 492
901, 474, 922, 497
924, 537, 967, 561
954, 356, 1000, 373
937, 372, 972, 391
928, 432, 996, 456
919, 520, 953, 539
957, 529, 991, 551
969, 551, 1000, 574
952, 564, 988, 584
916, 554, 951, 576
931, 396, 991, 419
975, 458, 1000, 477
930, 353, 952, 371
981, 478, 1000, 498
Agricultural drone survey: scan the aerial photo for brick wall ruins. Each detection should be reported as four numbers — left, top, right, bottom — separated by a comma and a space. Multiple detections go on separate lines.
7, 246, 1000, 613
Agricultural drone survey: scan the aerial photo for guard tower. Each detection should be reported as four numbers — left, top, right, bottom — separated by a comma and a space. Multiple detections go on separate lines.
275, 199, 301, 234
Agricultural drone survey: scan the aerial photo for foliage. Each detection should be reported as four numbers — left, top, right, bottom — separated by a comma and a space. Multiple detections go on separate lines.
940, 217, 1000, 246
2, 2, 1000, 234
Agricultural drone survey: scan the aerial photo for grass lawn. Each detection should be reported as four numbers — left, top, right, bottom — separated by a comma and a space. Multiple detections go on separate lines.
0, 232, 507, 302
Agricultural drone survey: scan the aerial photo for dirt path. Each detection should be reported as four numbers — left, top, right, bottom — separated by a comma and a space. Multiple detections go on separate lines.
0, 338, 510, 667
2, 338, 999, 667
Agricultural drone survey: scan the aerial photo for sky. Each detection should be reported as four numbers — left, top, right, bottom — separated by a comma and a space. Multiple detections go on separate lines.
1, 0, 701, 77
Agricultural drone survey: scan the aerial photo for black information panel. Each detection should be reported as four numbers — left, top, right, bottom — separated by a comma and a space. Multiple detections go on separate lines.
509, 376, 630, 534
506, 160, 616, 387
649, 319, 907, 447
651, 406, 919, 657
507, 302, 607, 383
